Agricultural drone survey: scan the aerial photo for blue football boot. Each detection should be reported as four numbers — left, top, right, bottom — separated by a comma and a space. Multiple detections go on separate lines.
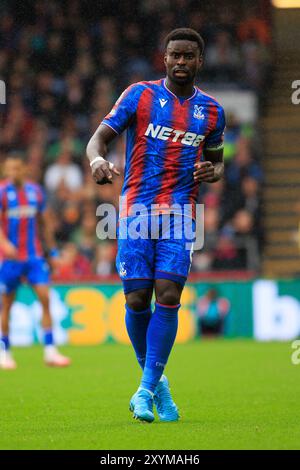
129, 388, 155, 423
154, 375, 179, 422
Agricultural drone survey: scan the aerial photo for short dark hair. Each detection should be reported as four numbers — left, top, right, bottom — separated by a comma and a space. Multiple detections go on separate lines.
164, 28, 205, 55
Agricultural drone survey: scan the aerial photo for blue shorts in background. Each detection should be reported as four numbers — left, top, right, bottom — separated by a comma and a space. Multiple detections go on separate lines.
0, 258, 50, 294
116, 214, 195, 294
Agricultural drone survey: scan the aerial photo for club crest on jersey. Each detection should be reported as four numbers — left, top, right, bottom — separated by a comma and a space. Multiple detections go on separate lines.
119, 262, 127, 277
193, 105, 205, 120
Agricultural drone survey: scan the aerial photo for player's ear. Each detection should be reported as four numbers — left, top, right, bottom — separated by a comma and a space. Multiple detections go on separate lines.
198, 55, 203, 69
164, 53, 168, 67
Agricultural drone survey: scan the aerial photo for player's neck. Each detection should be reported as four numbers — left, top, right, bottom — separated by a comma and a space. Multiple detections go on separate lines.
10, 179, 24, 188
165, 77, 195, 99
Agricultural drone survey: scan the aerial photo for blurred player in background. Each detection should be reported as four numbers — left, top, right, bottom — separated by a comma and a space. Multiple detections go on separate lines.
0, 153, 71, 369
87, 28, 225, 422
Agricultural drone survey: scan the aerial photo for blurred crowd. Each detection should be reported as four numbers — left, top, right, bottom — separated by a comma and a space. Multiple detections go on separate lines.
0, 0, 270, 277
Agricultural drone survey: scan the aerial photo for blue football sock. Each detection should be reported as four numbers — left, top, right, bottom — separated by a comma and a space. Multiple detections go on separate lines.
125, 304, 152, 369
1, 335, 10, 351
43, 329, 54, 346
141, 302, 180, 393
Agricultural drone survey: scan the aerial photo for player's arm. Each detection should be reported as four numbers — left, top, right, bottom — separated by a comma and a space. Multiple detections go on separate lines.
0, 223, 17, 258
87, 84, 140, 185
37, 208, 58, 257
35, 188, 59, 262
86, 124, 121, 185
0, 194, 17, 258
193, 147, 224, 184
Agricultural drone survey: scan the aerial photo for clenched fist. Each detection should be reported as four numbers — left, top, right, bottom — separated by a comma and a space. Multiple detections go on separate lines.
91, 159, 120, 185
193, 161, 216, 183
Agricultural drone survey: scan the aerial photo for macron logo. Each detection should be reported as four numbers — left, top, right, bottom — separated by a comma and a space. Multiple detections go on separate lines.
159, 98, 168, 108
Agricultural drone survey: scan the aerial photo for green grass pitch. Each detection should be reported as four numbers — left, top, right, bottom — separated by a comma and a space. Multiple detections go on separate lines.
1, 340, 300, 450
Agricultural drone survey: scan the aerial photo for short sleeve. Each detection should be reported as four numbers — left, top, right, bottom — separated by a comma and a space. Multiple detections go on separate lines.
204, 106, 226, 151
101, 84, 143, 135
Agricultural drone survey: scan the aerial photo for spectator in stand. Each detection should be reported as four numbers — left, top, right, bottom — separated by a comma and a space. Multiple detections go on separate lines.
212, 233, 239, 270
95, 242, 116, 276
46, 132, 85, 165
26, 144, 44, 183
216, 209, 257, 270
225, 137, 263, 190
53, 242, 93, 279
231, 209, 258, 269
0, 95, 34, 148
201, 179, 224, 209
223, 112, 242, 163
205, 30, 241, 82
44, 149, 83, 193
56, 201, 81, 243
237, 7, 271, 46
196, 288, 230, 337
242, 41, 268, 90
241, 176, 261, 224
191, 206, 219, 273
71, 212, 99, 262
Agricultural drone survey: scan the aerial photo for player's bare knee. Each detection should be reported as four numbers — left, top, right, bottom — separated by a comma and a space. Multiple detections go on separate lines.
126, 296, 149, 312
126, 289, 152, 312
1, 305, 11, 318
37, 293, 49, 308
155, 280, 182, 306
156, 285, 181, 305
1, 293, 16, 313
156, 291, 180, 306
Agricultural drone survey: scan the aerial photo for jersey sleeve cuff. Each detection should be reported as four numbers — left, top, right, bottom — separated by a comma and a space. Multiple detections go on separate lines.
101, 121, 120, 135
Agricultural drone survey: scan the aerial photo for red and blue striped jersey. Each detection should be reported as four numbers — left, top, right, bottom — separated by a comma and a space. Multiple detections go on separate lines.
0, 180, 46, 260
102, 79, 225, 218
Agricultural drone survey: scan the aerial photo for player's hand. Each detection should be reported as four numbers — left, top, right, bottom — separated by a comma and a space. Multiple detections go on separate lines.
2, 240, 18, 259
193, 161, 216, 183
91, 160, 120, 185
48, 256, 61, 271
